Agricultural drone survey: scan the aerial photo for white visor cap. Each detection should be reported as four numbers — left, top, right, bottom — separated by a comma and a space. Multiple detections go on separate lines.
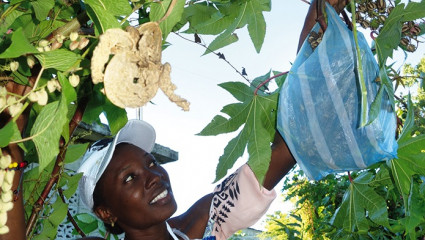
77, 119, 156, 209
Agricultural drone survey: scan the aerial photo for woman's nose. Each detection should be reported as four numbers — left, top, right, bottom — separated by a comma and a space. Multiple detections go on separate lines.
145, 170, 162, 189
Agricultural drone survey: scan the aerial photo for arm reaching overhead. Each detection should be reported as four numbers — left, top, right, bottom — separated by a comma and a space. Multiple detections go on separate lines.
298, 0, 350, 52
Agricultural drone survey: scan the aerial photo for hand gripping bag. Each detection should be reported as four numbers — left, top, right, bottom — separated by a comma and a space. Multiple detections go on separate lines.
277, 3, 398, 180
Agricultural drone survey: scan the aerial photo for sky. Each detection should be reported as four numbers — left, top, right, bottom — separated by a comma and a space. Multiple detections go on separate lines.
126, 0, 425, 230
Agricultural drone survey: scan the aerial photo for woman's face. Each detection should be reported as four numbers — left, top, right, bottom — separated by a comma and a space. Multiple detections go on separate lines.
96, 143, 177, 230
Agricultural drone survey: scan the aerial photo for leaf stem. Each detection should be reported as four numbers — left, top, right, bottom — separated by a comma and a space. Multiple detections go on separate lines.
348, 171, 353, 183
58, 188, 86, 237
254, 71, 288, 95
350, 0, 368, 127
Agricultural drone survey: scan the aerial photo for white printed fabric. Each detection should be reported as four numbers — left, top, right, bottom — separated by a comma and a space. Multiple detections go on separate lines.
203, 164, 276, 240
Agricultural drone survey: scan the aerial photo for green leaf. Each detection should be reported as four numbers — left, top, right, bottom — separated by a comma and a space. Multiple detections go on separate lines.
31, 0, 55, 21
245, 0, 268, 53
403, 182, 425, 237
76, 213, 97, 224
366, 84, 384, 125
150, 0, 185, 40
61, 172, 83, 199
84, 0, 123, 34
0, 10, 24, 38
389, 157, 415, 200
214, 128, 249, 182
199, 78, 278, 182
82, 86, 105, 124
250, 70, 271, 93
182, 3, 232, 35
35, 49, 81, 71
198, 102, 250, 136
33, 18, 66, 39
64, 143, 89, 164
204, 2, 247, 54
331, 173, 390, 232
91, 0, 132, 16
31, 95, 68, 173
103, 99, 128, 135
11, 70, 30, 85
398, 94, 414, 144
246, 98, 274, 183
0, 28, 38, 58
57, 72, 77, 104
375, 1, 425, 66
49, 197, 68, 226
34, 219, 56, 239
0, 122, 17, 147
397, 135, 425, 176
219, 81, 253, 103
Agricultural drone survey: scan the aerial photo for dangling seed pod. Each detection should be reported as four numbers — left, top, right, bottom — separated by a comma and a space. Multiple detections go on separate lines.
406, 44, 416, 52
387, 6, 394, 15
366, 2, 375, 11
377, 0, 386, 9
411, 25, 421, 36
356, 12, 364, 21
378, 15, 386, 23
360, 20, 370, 29
400, 38, 410, 46
358, 4, 367, 13
401, 24, 410, 34
51, 41, 63, 50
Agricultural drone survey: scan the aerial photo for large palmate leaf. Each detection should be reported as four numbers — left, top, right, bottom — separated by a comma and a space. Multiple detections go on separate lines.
197, 0, 270, 54
198, 75, 278, 183
375, 1, 425, 66
30, 95, 68, 173
182, 3, 233, 35
390, 94, 425, 200
241, 0, 270, 53
331, 172, 390, 233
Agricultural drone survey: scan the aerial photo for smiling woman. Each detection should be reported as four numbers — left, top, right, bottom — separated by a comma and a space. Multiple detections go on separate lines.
76, 118, 295, 240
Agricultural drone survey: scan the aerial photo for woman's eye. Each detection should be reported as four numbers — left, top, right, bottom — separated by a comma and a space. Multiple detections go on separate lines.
125, 174, 135, 183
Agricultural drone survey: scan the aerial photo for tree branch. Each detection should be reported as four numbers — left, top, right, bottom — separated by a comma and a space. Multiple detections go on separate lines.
58, 188, 86, 238
25, 98, 87, 237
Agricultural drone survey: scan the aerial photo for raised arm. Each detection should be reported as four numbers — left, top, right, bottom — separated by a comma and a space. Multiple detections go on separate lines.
298, 0, 350, 52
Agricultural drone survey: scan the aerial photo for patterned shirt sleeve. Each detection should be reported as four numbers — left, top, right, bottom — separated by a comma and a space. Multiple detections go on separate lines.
203, 164, 277, 240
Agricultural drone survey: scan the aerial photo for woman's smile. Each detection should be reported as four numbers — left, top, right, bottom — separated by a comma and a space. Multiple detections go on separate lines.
150, 189, 170, 204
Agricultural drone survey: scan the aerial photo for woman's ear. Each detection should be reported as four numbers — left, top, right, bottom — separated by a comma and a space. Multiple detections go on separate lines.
94, 206, 117, 224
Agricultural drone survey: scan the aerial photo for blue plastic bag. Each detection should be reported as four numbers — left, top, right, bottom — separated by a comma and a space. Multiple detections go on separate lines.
277, 4, 398, 180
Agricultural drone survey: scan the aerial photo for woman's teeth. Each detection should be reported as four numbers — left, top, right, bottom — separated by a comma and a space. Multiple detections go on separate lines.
150, 189, 168, 204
